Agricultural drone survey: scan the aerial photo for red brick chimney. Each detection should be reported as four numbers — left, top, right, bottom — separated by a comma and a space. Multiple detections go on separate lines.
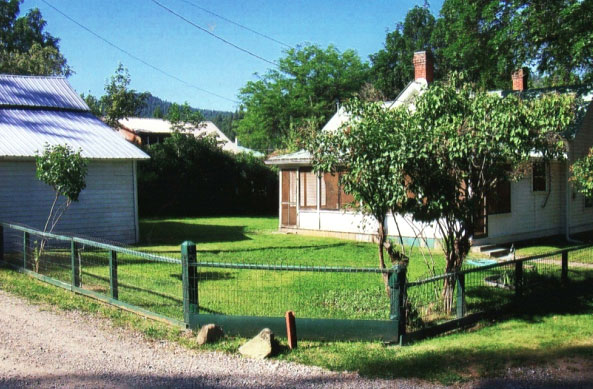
512, 68, 529, 91
413, 50, 434, 83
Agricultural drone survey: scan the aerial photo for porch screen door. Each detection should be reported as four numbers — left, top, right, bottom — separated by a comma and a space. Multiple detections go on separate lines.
281, 170, 297, 226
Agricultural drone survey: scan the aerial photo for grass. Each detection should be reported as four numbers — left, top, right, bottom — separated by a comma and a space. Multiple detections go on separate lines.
0, 263, 592, 385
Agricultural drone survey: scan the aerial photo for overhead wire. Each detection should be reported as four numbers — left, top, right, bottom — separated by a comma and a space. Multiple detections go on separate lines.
40, 0, 239, 104
150, 0, 280, 68
176, 0, 293, 49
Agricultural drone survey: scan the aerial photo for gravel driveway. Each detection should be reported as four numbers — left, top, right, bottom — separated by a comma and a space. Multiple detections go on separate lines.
0, 290, 440, 388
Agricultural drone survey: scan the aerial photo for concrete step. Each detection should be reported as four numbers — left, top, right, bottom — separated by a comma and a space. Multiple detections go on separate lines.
487, 248, 511, 258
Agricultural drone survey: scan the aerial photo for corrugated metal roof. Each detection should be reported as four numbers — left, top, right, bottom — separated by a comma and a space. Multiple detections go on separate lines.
0, 109, 149, 160
0, 75, 89, 110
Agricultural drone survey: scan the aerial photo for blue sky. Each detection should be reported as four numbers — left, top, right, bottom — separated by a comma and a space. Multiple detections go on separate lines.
23, 0, 443, 112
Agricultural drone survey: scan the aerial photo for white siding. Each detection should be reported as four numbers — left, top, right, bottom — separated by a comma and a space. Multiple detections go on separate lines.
0, 160, 138, 244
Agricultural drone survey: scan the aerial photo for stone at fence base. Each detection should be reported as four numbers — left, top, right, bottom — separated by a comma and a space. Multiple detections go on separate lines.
239, 328, 275, 359
196, 324, 224, 345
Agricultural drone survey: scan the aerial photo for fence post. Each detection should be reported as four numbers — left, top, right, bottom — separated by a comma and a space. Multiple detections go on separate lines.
71, 240, 80, 288
561, 250, 568, 284
389, 264, 407, 343
456, 272, 466, 319
181, 241, 198, 327
109, 250, 118, 299
23, 231, 30, 270
515, 260, 523, 299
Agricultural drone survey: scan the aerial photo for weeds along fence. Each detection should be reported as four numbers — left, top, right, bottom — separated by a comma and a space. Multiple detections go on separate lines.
404, 245, 593, 342
0, 223, 403, 342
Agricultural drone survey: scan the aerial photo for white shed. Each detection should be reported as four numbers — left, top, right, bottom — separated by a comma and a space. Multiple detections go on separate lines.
0, 75, 149, 243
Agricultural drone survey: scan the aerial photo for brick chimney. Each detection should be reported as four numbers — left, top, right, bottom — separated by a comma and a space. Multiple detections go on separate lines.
413, 50, 434, 83
512, 68, 529, 91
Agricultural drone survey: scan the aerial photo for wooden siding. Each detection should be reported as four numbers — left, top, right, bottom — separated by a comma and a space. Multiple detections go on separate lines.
0, 160, 138, 244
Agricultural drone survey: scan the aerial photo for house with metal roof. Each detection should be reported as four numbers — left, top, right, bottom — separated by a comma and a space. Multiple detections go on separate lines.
117, 117, 264, 157
0, 74, 149, 243
266, 52, 593, 251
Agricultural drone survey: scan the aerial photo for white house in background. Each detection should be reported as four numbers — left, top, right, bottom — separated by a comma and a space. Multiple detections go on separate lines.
117, 117, 264, 157
266, 51, 593, 248
0, 74, 149, 244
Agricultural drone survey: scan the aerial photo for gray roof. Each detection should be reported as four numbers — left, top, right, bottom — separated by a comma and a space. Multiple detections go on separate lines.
0, 75, 89, 110
265, 149, 312, 166
0, 75, 148, 160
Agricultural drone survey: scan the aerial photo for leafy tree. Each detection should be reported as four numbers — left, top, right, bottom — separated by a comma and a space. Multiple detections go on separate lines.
152, 105, 164, 118
100, 64, 148, 127
166, 101, 204, 129
369, 5, 437, 99
310, 99, 415, 290
571, 149, 593, 199
35, 144, 87, 271
81, 92, 102, 117
0, 1, 70, 76
236, 44, 369, 151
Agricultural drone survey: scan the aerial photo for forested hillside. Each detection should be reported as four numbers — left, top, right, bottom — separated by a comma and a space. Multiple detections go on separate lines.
138, 94, 240, 140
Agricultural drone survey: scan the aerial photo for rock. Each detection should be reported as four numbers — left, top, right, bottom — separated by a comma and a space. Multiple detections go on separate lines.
238, 328, 275, 359
196, 324, 224, 345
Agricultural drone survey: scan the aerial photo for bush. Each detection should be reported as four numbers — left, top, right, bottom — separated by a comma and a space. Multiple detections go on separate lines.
138, 133, 277, 217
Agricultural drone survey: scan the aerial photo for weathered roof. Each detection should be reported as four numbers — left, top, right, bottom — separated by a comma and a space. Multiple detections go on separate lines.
0, 109, 149, 160
265, 149, 312, 166
0, 75, 89, 110
119, 117, 264, 156
0, 75, 148, 160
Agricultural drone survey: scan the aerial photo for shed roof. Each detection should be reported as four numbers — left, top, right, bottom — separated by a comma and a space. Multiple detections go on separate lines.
0, 75, 148, 160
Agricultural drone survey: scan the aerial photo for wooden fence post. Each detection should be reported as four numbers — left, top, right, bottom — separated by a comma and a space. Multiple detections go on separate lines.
561, 250, 568, 284
181, 241, 198, 327
456, 273, 466, 319
109, 250, 118, 299
23, 231, 29, 270
515, 261, 523, 298
389, 264, 407, 343
71, 240, 80, 287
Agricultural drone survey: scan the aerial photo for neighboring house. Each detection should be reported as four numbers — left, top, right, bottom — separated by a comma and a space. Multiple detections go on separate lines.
266, 51, 593, 247
118, 117, 264, 157
0, 75, 149, 244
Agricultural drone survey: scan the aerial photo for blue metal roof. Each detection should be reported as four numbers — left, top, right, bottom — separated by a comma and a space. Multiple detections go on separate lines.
0, 75, 148, 160
0, 75, 89, 110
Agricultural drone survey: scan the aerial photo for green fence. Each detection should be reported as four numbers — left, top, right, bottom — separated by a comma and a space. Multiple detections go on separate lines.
403, 246, 593, 342
2, 221, 590, 343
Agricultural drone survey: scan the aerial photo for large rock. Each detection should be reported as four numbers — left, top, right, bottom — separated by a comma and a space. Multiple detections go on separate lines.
196, 324, 224, 345
239, 328, 275, 359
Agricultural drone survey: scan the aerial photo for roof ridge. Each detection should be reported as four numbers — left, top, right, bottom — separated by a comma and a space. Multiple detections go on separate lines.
0, 74, 67, 80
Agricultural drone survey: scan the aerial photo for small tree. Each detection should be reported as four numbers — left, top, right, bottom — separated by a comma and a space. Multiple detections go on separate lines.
100, 63, 147, 127
35, 144, 87, 271
571, 148, 593, 199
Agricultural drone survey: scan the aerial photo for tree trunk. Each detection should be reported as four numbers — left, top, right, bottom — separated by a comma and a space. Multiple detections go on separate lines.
377, 220, 390, 295
441, 237, 469, 314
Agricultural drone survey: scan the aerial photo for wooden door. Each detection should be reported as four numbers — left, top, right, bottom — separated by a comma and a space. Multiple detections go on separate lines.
281, 170, 297, 227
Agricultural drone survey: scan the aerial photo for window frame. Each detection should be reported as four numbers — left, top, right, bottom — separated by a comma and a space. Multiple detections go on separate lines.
532, 161, 547, 192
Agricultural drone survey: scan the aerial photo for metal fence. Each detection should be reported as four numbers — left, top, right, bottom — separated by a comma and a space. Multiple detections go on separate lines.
1, 221, 591, 343
403, 246, 593, 342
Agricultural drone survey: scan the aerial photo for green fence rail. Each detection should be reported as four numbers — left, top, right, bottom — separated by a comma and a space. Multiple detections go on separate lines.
2, 221, 590, 343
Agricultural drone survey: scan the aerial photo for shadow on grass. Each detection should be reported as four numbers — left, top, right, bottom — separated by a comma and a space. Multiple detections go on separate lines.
170, 271, 235, 282
344, 278, 593, 383
139, 221, 251, 245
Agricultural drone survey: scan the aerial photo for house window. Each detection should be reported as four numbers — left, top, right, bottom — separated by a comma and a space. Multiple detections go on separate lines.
299, 169, 318, 209
488, 180, 511, 215
532, 161, 547, 192
321, 172, 355, 210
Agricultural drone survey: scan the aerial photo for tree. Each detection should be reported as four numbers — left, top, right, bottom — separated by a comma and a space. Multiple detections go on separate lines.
166, 101, 204, 129
571, 148, 593, 199
235, 44, 369, 151
310, 99, 417, 290
152, 105, 164, 118
369, 5, 437, 99
100, 64, 147, 127
0, 1, 70, 76
35, 143, 87, 271
81, 92, 102, 117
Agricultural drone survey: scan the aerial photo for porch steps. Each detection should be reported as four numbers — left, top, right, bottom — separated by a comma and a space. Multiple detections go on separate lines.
471, 244, 514, 259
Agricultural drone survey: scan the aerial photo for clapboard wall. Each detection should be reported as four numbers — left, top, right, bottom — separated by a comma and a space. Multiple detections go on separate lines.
0, 160, 138, 244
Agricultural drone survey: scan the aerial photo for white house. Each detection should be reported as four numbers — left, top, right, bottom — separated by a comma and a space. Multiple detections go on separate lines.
118, 117, 264, 157
0, 75, 149, 243
266, 51, 593, 247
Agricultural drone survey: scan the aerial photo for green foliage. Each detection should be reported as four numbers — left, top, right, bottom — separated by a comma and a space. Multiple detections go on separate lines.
0, 1, 70, 76
369, 5, 436, 99
35, 143, 87, 203
81, 92, 102, 117
100, 64, 148, 127
137, 133, 277, 217
152, 105, 163, 118
166, 101, 204, 129
236, 44, 369, 151
571, 148, 593, 199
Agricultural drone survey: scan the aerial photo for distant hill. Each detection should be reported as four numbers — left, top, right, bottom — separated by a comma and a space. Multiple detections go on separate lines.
137, 94, 241, 140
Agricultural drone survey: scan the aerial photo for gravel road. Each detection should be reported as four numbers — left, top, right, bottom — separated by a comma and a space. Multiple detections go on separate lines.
0, 290, 440, 388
